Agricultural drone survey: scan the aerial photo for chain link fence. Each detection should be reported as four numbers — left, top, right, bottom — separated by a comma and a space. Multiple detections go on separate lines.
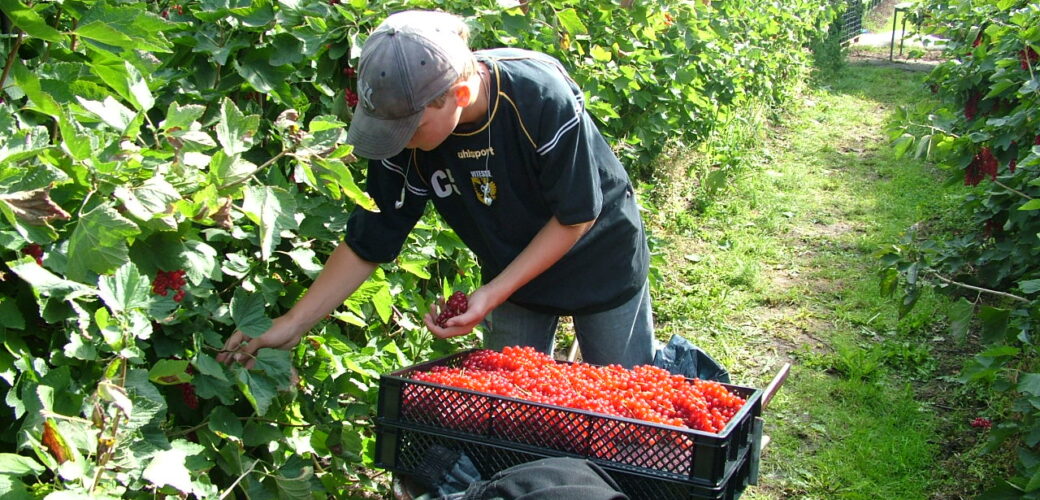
835, 0, 886, 43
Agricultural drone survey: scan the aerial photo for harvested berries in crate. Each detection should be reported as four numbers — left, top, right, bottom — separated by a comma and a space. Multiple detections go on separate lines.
376, 346, 764, 496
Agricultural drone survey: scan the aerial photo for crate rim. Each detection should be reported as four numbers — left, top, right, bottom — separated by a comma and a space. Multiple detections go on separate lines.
381, 348, 764, 439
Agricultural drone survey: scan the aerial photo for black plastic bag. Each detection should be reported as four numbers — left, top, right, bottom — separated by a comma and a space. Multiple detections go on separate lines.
652, 334, 730, 383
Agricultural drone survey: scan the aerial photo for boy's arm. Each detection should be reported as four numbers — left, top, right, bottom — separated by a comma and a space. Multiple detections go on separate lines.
218, 242, 378, 367
425, 216, 593, 337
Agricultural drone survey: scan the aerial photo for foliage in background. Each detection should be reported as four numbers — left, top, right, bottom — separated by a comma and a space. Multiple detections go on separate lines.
884, 0, 1040, 497
0, 0, 835, 497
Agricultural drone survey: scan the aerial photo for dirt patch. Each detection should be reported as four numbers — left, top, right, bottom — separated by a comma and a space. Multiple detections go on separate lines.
847, 54, 941, 72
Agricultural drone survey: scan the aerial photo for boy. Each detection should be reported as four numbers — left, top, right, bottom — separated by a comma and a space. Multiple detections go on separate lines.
218, 10, 654, 368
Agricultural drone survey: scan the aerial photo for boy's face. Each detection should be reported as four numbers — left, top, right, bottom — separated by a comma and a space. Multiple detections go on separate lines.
405, 96, 464, 152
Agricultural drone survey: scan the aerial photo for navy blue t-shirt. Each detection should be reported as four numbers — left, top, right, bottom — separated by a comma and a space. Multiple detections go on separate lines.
344, 48, 648, 315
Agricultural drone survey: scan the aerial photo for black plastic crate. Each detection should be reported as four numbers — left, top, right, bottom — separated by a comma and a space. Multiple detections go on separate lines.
375, 419, 756, 500
375, 350, 763, 490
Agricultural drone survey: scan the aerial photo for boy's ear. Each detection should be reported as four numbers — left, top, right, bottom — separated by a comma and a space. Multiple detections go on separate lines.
453, 80, 476, 107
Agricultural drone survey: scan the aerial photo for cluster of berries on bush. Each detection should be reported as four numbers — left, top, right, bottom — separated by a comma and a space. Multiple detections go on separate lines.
970, 417, 991, 429
152, 269, 188, 302
435, 291, 469, 328
344, 89, 359, 107
342, 66, 359, 107
962, 135, 1039, 187
408, 346, 746, 435
179, 366, 199, 410
964, 146, 998, 187
21, 243, 44, 266
964, 90, 982, 121
160, 4, 184, 18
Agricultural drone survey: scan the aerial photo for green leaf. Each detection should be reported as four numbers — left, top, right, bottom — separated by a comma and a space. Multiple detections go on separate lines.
123, 369, 167, 429
286, 248, 322, 280
242, 185, 298, 262
274, 467, 314, 500
1019, 373, 1040, 397
125, 62, 155, 112
398, 259, 431, 279
66, 205, 140, 283
215, 98, 259, 156
207, 406, 243, 440
0, 163, 67, 194
57, 108, 93, 161
0, 123, 51, 167
194, 353, 229, 383
555, 8, 588, 35
6, 256, 93, 301
372, 282, 392, 324
898, 286, 920, 318
75, 3, 172, 53
1022, 78, 1039, 95
0, 475, 30, 498
978, 345, 1019, 358
1021, 279, 1040, 294
234, 49, 294, 94
0, 453, 44, 477
948, 297, 973, 342
270, 33, 304, 66
878, 268, 898, 297
892, 133, 914, 158
210, 150, 257, 190
230, 288, 272, 338
148, 359, 191, 385
235, 368, 277, 416
9, 60, 61, 118
193, 374, 236, 405
313, 158, 376, 211
0, 0, 66, 42
76, 96, 137, 133
98, 262, 152, 314
978, 306, 1010, 345
97, 381, 133, 417
1019, 199, 1040, 211
914, 133, 932, 159
590, 45, 612, 62
142, 448, 192, 494
0, 295, 25, 329
1027, 464, 1040, 493
253, 349, 292, 390
181, 240, 221, 284
162, 102, 207, 132
114, 176, 181, 222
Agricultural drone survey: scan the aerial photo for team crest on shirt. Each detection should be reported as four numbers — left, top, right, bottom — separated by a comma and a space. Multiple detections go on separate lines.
470, 170, 497, 206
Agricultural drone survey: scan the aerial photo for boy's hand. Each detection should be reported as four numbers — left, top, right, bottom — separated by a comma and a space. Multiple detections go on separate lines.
217, 315, 303, 369
424, 288, 492, 338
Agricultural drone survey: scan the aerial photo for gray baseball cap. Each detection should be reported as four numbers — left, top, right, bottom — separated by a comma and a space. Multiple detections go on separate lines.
346, 11, 473, 160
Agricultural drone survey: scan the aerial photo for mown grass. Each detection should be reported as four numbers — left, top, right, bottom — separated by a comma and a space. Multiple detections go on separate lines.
643, 60, 983, 498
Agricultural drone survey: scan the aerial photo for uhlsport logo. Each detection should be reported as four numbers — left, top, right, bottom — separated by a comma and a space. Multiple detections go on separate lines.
457, 147, 495, 159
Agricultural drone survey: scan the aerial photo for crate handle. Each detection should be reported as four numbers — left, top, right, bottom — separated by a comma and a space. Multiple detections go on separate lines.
762, 363, 790, 410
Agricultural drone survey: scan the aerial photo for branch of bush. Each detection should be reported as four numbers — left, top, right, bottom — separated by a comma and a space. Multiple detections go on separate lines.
932, 273, 1029, 303
993, 180, 1034, 201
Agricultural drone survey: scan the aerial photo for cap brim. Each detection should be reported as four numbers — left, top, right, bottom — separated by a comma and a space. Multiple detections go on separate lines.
346, 106, 424, 160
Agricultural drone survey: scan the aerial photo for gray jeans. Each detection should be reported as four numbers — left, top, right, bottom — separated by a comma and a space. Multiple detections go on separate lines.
481, 280, 655, 368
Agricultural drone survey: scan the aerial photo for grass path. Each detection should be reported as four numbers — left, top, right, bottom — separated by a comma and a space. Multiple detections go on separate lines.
647, 62, 974, 498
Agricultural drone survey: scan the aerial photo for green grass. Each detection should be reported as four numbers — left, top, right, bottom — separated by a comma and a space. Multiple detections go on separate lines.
645, 62, 976, 498
863, 0, 904, 35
